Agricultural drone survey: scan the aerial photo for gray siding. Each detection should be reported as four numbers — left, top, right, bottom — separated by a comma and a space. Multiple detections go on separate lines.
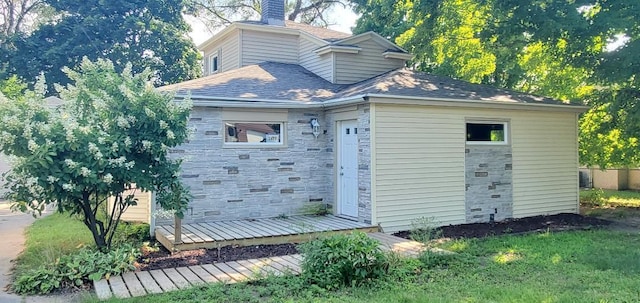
299, 37, 333, 82
242, 30, 299, 66
202, 32, 240, 75
163, 108, 333, 224
219, 32, 240, 72
334, 39, 405, 84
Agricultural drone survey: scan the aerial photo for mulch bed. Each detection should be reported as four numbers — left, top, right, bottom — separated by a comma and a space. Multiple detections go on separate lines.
136, 243, 299, 271
393, 213, 611, 240
137, 213, 611, 271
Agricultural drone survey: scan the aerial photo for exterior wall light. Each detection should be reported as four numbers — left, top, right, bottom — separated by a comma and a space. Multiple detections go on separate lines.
310, 118, 320, 139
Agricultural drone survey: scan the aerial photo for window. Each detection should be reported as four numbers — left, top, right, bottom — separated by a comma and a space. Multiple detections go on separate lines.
466, 121, 508, 144
209, 53, 219, 74
224, 122, 283, 145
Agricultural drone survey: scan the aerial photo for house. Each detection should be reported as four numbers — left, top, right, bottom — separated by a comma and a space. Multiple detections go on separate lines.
147, 0, 587, 234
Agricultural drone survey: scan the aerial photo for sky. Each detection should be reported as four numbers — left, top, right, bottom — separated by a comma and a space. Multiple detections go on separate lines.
187, 5, 359, 46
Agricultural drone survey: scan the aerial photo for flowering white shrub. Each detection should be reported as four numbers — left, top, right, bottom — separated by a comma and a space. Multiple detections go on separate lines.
0, 58, 192, 251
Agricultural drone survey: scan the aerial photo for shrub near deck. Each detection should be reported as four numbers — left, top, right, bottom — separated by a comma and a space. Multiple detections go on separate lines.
93, 229, 640, 303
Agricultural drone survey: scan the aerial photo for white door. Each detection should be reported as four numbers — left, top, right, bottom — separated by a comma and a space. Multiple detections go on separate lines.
338, 120, 358, 218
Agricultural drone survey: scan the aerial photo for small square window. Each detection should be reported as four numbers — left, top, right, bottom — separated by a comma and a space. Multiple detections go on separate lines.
466, 122, 508, 144
224, 122, 283, 145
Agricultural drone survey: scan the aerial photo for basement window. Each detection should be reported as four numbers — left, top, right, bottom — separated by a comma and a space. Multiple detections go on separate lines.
466, 121, 508, 144
224, 122, 284, 145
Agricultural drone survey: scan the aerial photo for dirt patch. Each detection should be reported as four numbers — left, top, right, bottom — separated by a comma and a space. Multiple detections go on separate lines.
393, 213, 611, 240
137, 243, 298, 271
138, 213, 615, 271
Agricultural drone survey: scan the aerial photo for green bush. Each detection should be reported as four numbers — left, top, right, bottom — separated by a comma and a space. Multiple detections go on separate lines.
113, 222, 151, 246
13, 245, 140, 295
299, 232, 388, 289
410, 217, 441, 244
581, 188, 606, 206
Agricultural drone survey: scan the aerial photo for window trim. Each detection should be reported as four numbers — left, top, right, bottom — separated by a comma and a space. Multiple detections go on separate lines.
222, 121, 287, 148
209, 51, 219, 74
465, 120, 509, 145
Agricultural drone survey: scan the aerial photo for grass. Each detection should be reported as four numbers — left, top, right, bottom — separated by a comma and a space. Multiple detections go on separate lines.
580, 189, 640, 218
14, 213, 94, 277
580, 188, 640, 208
14, 212, 149, 278
86, 229, 640, 303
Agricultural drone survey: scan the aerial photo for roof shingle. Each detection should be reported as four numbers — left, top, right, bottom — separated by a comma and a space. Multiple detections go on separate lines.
161, 62, 572, 106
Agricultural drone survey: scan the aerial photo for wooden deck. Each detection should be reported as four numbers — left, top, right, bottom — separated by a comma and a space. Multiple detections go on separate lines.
94, 233, 429, 300
155, 215, 379, 251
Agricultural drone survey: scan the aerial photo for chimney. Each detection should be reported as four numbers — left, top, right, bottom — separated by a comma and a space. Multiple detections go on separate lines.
261, 0, 285, 26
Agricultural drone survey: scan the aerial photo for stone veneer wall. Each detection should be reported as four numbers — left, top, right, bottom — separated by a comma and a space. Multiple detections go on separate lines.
323, 104, 372, 224
465, 146, 513, 223
158, 107, 333, 225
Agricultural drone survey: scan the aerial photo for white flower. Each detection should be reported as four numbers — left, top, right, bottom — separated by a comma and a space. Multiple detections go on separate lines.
0, 132, 16, 144
159, 120, 168, 129
64, 159, 78, 169
111, 142, 119, 152
88, 142, 99, 154
97, 137, 106, 144
80, 167, 91, 177
166, 130, 175, 140
141, 140, 152, 150
124, 161, 135, 170
102, 173, 113, 184
93, 151, 103, 161
116, 116, 130, 129
27, 139, 39, 152
65, 130, 76, 142
62, 183, 74, 191
124, 136, 132, 147
78, 126, 91, 134
46, 176, 59, 183
108, 156, 127, 167
144, 107, 156, 118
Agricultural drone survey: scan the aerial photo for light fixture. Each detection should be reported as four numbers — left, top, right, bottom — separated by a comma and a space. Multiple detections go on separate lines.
310, 118, 320, 139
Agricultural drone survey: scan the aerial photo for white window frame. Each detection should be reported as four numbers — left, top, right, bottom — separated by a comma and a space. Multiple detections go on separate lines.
209, 51, 219, 74
223, 121, 286, 148
465, 120, 509, 145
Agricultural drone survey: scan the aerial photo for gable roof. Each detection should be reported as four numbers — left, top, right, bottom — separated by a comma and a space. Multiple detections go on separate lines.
161, 62, 583, 110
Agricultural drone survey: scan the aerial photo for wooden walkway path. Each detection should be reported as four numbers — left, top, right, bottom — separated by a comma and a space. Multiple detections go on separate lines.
94, 232, 427, 300
156, 215, 379, 251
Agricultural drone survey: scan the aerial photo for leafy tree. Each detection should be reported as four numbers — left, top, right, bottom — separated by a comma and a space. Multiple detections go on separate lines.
352, 0, 640, 168
0, 0, 52, 37
0, 75, 27, 100
0, 58, 191, 251
186, 0, 350, 30
2, 0, 201, 92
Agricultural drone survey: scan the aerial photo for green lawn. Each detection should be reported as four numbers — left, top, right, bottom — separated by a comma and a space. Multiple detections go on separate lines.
580, 189, 640, 208
89, 229, 640, 303
14, 212, 94, 277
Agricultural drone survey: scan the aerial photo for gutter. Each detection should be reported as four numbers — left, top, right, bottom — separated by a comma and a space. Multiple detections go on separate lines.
174, 92, 588, 112
174, 94, 368, 109
364, 93, 590, 113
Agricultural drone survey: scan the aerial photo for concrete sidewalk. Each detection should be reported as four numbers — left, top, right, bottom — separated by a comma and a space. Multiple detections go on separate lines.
0, 202, 85, 303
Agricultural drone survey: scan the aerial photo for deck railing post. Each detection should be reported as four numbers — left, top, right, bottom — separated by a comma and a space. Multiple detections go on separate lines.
174, 214, 182, 244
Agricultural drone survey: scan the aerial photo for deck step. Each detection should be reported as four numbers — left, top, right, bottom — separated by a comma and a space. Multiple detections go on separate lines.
94, 233, 429, 300
155, 215, 379, 251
